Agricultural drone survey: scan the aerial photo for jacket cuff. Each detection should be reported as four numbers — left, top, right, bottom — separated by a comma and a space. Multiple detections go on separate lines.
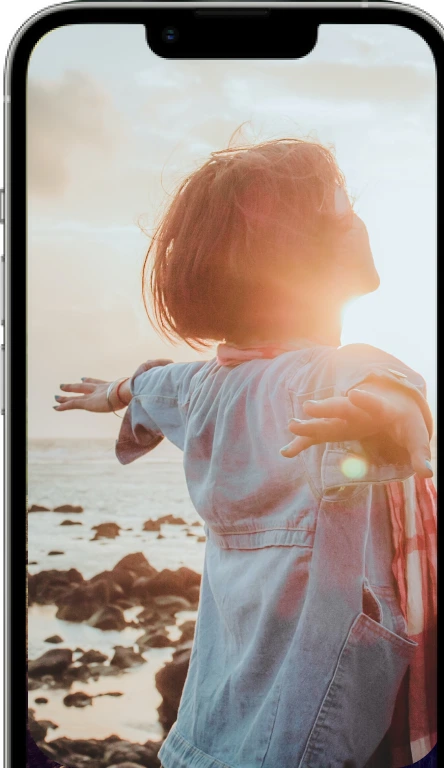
115, 359, 173, 465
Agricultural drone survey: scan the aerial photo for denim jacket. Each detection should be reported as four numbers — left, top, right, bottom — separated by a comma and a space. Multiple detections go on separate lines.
116, 343, 428, 768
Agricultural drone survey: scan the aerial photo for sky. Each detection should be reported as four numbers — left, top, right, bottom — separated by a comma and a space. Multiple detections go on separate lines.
27, 23, 437, 438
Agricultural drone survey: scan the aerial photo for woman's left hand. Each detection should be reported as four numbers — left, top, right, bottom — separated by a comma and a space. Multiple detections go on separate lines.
54, 378, 124, 413
280, 384, 433, 479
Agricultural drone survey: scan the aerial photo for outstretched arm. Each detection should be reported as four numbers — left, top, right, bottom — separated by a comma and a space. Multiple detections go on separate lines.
53, 359, 174, 414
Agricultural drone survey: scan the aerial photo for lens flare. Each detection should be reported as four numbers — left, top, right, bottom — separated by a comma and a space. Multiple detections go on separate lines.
341, 456, 367, 480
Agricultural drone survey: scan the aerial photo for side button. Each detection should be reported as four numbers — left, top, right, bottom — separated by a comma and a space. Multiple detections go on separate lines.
1, 343, 4, 416
0, 188, 4, 224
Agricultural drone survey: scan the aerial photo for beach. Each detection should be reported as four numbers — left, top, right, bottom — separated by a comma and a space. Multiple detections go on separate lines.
28, 438, 205, 765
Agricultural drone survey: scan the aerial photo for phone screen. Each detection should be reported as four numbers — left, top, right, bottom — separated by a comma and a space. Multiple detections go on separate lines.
24, 15, 437, 768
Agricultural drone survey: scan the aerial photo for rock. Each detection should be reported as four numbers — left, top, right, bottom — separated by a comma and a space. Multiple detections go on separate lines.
28, 708, 58, 742
28, 561, 38, 565
56, 577, 123, 622
153, 595, 191, 613
191, 521, 201, 527
31, 740, 62, 762
107, 764, 148, 768
186, 532, 195, 537
62, 664, 92, 685
176, 567, 201, 589
48, 736, 106, 759
74, 648, 85, 654
55, 584, 101, 622
185, 585, 201, 604
89, 664, 121, 678
34, 697, 48, 704
28, 568, 84, 605
28, 679, 41, 690
57, 755, 100, 768
78, 649, 108, 664
89, 569, 129, 598
103, 741, 160, 767
113, 552, 158, 578
28, 504, 50, 512
60, 519, 83, 526
110, 646, 146, 670
137, 631, 171, 649
131, 577, 155, 602
177, 620, 196, 643
115, 599, 135, 610
155, 647, 192, 732
45, 634, 64, 644
197, 536, 206, 543
172, 639, 194, 659
28, 649, 73, 678
142, 519, 162, 531
135, 607, 161, 625
87, 606, 126, 631
95, 691, 123, 698
48, 551, 65, 555
92, 522, 121, 540
140, 569, 189, 599
157, 514, 187, 525
53, 504, 84, 513
156, 534, 165, 540
63, 691, 93, 708
112, 553, 158, 596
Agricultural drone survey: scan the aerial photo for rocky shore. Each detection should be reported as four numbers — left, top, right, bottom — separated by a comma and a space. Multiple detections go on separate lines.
28, 543, 201, 768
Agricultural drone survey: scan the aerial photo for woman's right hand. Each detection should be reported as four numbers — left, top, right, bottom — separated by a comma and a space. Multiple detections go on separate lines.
280, 384, 434, 479
53, 378, 127, 413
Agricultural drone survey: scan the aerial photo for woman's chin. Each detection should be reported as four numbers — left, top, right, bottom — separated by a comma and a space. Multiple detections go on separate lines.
365, 267, 381, 294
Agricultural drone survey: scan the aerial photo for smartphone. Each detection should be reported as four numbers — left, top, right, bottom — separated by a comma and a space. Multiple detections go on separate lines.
3, 3, 440, 768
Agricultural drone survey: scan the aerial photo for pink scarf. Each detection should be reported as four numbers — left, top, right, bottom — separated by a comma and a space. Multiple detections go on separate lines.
216, 339, 325, 366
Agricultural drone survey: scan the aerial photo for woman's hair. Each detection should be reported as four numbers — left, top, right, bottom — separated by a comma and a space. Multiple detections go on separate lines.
143, 137, 352, 349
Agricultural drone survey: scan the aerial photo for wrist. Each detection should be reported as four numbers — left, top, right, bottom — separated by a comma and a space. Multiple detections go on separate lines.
117, 378, 133, 406
108, 378, 131, 411
353, 376, 433, 440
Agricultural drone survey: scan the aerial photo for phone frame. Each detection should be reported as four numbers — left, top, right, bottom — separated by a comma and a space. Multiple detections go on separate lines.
2, 2, 442, 766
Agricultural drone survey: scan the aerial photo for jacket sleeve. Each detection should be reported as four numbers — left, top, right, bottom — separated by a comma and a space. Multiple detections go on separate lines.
115, 358, 207, 465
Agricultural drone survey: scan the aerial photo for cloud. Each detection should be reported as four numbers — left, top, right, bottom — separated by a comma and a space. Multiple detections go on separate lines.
27, 71, 124, 197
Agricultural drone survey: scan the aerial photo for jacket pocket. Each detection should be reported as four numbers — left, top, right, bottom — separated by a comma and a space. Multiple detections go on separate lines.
299, 612, 417, 768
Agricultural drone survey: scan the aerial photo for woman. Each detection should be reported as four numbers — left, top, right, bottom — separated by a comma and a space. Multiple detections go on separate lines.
55, 138, 436, 767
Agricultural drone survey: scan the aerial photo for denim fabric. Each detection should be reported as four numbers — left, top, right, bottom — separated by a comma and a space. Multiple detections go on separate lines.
116, 344, 425, 768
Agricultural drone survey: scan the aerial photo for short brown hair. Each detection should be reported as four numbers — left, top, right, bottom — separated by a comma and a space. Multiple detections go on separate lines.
143, 138, 351, 349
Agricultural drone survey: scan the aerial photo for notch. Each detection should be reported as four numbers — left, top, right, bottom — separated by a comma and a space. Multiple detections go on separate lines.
146, 9, 318, 59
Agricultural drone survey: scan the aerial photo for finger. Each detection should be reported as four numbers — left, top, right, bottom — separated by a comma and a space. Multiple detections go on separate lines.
280, 435, 314, 458
303, 397, 365, 422
288, 417, 355, 442
54, 396, 73, 404
347, 389, 394, 424
59, 382, 96, 394
402, 418, 434, 479
53, 398, 86, 411
80, 377, 107, 384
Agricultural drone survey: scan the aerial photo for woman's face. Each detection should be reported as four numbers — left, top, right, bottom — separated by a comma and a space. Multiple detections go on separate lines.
338, 212, 381, 297
329, 188, 380, 299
